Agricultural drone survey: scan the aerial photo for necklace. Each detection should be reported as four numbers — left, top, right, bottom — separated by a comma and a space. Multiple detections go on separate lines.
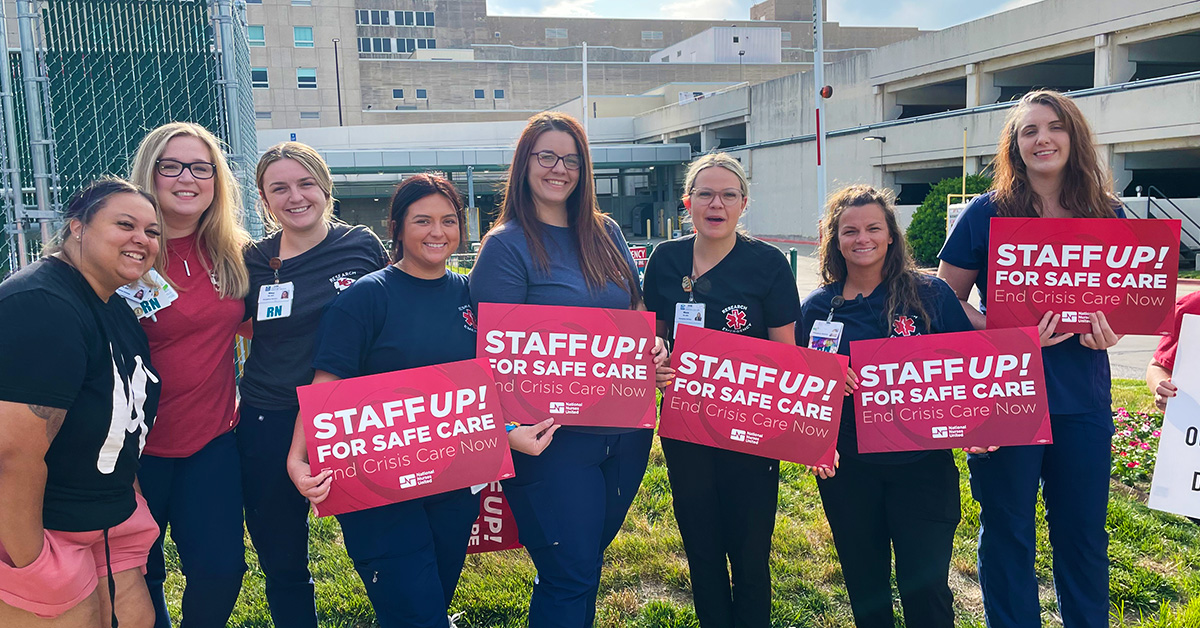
169, 236, 195, 277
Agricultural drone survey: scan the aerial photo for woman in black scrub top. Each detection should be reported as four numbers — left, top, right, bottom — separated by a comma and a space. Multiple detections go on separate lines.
643, 152, 800, 628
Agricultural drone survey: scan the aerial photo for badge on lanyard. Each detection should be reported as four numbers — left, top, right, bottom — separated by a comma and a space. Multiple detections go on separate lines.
117, 269, 178, 320
258, 282, 294, 321
808, 296, 846, 353
674, 302, 706, 338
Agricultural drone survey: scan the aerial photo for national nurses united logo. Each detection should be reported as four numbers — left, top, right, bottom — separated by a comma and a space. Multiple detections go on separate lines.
329, 271, 358, 292
722, 304, 750, 333
892, 315, 918, 337
460, 305, 477, 332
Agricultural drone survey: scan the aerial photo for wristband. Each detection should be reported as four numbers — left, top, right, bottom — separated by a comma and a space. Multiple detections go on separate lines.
505, 422, 520, 433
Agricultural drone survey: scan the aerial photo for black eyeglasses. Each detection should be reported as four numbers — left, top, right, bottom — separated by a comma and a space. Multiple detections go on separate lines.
531, 150, 581, 171
156, 158, 216, 180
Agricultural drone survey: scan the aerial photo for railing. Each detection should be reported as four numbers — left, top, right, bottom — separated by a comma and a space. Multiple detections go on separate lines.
1142, 186, 1200, 262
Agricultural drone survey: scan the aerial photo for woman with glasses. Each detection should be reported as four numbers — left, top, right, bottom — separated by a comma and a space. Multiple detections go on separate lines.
469, 111, 669, 627
642, 152, 801, 627
238, 142, 388, 627
129, 122, 251, 628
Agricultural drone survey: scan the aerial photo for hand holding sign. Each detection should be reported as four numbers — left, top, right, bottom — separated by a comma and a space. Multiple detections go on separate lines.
1148, 315, 1200, 519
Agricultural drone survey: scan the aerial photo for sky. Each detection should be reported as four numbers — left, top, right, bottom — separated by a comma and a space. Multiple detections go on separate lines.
487, 0, 1043, 31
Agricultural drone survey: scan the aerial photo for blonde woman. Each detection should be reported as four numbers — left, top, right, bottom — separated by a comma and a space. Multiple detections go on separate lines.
128, 122, 250, 628
642, 152, 801, 627
240, 143, 386, 627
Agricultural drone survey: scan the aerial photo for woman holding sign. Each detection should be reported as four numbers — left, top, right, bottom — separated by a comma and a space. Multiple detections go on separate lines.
239, 142, 388, 628
470, 112, 667, 627
642, 152, 800, 627
129, 122, 251, 628
799, 184, 972, 628
938, 90, 1122, 628
285, 173, 523, 627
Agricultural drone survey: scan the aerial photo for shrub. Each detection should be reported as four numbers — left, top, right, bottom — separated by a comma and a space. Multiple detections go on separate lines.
906, 174, 992, 266
1112, 407, 1163, 486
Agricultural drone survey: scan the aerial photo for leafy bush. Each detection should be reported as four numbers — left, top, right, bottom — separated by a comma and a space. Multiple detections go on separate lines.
906, 174, 992, 266
1112, 407, 1163, 486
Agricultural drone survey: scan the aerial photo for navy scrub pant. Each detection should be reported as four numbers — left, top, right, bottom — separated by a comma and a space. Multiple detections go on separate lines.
661, 437, 778, 628
139, 431, 247, 628
816, 451, 960, 628
503, 428, 653, 628
969, 411, 1113, 628
336, 488, 479, 628
237, 403, 316, 628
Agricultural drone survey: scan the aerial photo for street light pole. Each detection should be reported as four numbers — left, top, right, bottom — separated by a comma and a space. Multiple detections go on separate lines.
332, 37, 344, 126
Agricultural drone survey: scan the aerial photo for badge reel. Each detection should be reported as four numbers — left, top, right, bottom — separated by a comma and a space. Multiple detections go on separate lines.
257, 257, 294, 321
808, 295, 845, 353
674, 275, 706, 338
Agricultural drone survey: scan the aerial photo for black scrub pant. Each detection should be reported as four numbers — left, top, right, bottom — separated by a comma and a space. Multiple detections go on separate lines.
662, 437, 779, 628
816, 451, 960, 628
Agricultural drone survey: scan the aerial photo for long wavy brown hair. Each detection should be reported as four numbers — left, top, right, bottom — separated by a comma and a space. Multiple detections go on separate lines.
819, 184, 929, 329
992, 90, 1118, 219
486, 112, 640, 307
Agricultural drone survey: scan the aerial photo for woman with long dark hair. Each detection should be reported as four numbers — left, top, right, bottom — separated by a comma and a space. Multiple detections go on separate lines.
799, 184, 972, 628
469, 111, 667, 626
938, 90, 1122, 628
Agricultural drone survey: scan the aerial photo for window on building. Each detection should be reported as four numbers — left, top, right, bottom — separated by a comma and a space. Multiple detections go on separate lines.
356, 10, 368, 25
400, 10, 414, 26
416, 88, 427, 99
297, 67, 317, 89
254, 111, 272, 120
494, 89, 505, 99
251, 67, 268, 89
416, 38, 434, 49
364, 37, 391, 53
416, 11, 426, 26
246, 0, 261, 4
733, 36, 739, 43
424, 12, 435, 26
425, 39, 436, 49
292, 0, 312, 6
300, 111, 321, 119
781, 31, 792, 42
392, 88, 404, 99
545, 28, 567, 39
294, 26, 314, 48
474, 89, 485, 99
247, 25, 265, 47
641, 31, 663, 40
357, 37, 370, 52
661, 56, 669, 62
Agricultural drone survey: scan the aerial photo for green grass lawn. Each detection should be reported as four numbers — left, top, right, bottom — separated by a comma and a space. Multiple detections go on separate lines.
161, 379, 1200, 627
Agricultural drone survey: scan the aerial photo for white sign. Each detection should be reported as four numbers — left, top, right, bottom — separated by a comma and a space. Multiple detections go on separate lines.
946, 202, 968, 238
1148, 314, 1200, 519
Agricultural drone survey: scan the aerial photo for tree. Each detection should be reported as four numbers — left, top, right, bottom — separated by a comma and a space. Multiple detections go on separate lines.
906, 174, 992, 266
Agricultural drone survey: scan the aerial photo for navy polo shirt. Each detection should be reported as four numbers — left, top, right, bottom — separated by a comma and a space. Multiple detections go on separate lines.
937, 192, 1119, 416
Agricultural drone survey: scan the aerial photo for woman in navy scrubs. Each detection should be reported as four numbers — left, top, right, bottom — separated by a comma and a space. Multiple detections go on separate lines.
643, 152, 800, 628
283, 174, 542, 628
937, 89, 1122, 628
799, 184, 971, 628
469, 111, 668, 627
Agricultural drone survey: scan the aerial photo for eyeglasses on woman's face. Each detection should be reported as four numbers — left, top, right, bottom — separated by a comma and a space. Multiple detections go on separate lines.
155, 158, 216, 180
531, 150, 581, 171
690, 188, 744, 205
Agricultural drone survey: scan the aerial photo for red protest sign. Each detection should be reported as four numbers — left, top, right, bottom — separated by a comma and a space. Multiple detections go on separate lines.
850, 327, 1051, 453
477, 303, 657, 428
629, 245, 648, 269
658, 325, 849, 467
987, 217, 1180, 334
467, 482, 523, 554
297, 358, 515, 517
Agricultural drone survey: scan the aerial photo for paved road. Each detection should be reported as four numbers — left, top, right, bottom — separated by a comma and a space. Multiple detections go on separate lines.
780, 245, 1195, 382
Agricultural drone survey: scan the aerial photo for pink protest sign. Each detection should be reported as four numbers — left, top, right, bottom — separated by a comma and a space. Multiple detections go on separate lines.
987, 217, 1180, 334
658, 325, 849, 467
476, 303, 657, 428
850, 327, 1051, 453
297, 358, 514, 517
466, 482, 523, 554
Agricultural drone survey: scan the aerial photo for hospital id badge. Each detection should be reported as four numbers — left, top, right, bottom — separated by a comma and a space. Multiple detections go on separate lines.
257, 282, 294, 321
808, 320, 844, 353
674, 302, 706, 337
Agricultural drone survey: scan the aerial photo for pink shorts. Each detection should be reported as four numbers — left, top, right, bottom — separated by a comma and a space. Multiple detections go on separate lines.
0, 492, 159, 618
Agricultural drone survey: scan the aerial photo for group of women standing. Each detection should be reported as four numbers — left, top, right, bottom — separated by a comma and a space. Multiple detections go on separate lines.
0, 87, 1124, 628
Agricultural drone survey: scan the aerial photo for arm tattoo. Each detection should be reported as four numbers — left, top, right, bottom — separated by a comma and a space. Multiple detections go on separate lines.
28, 405, 67, 442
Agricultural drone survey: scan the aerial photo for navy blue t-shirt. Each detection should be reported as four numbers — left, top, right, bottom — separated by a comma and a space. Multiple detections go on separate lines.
312, 266, 476, 379
938, 192, 1119, 415
798, 275, 972, 464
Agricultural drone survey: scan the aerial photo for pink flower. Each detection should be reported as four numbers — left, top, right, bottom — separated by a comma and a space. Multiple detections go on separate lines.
1121, 451, 1128, 456
1127, 461, 1140, 468
1141, 443, 1151, 450
1153, 430, 1161, 438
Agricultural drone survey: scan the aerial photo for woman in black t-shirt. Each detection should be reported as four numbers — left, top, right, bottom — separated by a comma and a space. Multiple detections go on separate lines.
798, 185, 971, 628
0, 180, 164, 627
643, 152, 801, 627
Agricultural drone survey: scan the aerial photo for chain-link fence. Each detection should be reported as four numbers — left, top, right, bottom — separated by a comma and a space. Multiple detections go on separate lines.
1, 0, 258, 277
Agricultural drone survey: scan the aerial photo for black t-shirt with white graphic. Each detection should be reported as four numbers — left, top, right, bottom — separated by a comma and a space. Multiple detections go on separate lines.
0, 257, 160, 532
643, 234, 801, 343
242, 223, 388, 409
